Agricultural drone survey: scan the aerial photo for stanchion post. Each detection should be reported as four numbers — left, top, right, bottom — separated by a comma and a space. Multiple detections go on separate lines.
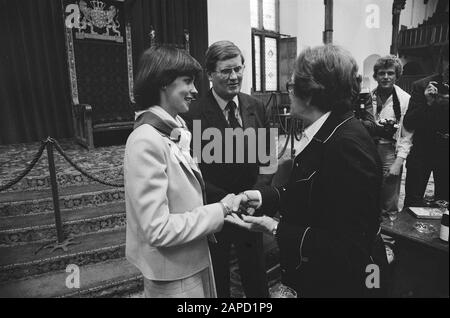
290, 122, 295, 159
46, 139, 65, 244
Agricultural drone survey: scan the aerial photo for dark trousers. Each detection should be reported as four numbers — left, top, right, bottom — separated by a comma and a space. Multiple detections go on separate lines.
404, 141, 449, 207
283, 234, 389, 298
209, 224, 269, 298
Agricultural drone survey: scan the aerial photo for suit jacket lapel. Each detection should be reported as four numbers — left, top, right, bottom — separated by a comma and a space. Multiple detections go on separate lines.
239, 93, 256, 129
292, 111, 354, 184
202, 90, 229, 130
171, 147, 208, 204
295, 111, 354, 161
170, 146, 195, 176
313, 111, 354, 144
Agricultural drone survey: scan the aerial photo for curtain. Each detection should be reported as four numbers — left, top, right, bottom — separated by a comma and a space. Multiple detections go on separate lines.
128, 0, 210, 96
0, 0, 73, 145
0, 0, 209, 145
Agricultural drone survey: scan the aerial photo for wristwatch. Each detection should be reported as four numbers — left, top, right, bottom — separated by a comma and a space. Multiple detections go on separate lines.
220, 201, 232, 216
271, 221, 279, 237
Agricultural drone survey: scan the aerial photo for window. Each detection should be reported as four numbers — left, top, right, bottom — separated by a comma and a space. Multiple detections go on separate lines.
251, 0, 280, 92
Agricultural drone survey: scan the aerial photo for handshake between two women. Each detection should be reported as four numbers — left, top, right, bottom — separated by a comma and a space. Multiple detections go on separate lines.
219, 191, 279, 236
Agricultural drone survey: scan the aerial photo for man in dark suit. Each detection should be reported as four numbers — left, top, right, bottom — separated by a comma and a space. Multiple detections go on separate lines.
403, 44, 449, 207
183, 41, 272, 298
228, 45, 389, 297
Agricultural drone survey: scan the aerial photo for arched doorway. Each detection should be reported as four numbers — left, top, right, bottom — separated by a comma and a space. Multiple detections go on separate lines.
363, 54, 381, 92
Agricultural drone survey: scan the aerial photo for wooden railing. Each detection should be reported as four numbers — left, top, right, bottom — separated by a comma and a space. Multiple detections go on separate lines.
398, 24, 449, 51
398, 24, 449, 50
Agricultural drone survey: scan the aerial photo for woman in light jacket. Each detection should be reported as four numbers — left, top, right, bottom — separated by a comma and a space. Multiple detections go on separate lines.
124, 46, 234, 298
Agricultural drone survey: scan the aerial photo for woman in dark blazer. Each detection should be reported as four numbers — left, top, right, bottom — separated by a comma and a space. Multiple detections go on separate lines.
228, 45, 389, 298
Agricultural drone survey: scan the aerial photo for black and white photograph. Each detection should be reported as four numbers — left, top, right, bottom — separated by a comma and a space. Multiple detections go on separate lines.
0, 0, 448, 300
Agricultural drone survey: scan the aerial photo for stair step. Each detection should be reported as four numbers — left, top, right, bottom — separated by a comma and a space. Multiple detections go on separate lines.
0, 141, 124, 192
0, 183, 121, 204
0, 229, 126, 283
0, 231, 281, 297
0, 184, 124, 217
3, 167, 123, 193
0, 257, 141, 298
0, 202, 126, 246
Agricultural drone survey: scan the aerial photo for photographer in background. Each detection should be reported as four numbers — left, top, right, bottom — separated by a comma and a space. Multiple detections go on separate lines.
360, 55, 412, 219
403, 43, 449, 207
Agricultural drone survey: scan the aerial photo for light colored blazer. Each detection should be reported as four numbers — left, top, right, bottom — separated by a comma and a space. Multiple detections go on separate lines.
124, 112, 224, 281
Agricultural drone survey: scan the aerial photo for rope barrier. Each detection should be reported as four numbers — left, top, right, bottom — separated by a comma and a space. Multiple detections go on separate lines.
278, 133, 291, 160
0, 111, 301, 192
263, 92, 289, 159
51, 138, 124, 188
269, 93, 291, 136
0, 137, 122, 255
293, 120, 303, 142
0, 140, 48, 192
266, 93, 304, 160
0, 137, 123, 193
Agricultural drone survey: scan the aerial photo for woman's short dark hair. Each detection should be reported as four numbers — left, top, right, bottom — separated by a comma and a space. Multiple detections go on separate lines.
373, 55, 403, 79
205, 41, 245, 73
293, 45, 361, 113
133, 46, 202, 111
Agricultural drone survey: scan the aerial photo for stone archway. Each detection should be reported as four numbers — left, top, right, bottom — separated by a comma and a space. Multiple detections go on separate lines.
363, 54, 381, 92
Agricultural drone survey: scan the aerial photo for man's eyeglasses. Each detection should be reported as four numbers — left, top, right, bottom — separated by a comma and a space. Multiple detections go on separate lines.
215, 65, 245, 78
286, 81, 295, 95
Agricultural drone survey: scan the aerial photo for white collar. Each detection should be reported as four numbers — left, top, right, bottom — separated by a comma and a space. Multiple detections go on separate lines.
212, 88, 240, 112
303, 112, 332, 141
373, 87, 393, 107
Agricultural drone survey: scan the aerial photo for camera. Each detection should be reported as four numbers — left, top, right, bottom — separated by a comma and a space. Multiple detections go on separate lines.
435, 82, 449, 95
353, 92, 371, 119
377, 119, 399, 140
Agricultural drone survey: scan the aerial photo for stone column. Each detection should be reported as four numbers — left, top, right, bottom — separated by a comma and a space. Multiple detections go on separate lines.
323, 0, 334, 44
391, 0, 406, 55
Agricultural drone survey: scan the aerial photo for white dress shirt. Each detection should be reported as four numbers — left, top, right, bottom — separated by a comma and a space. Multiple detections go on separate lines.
295, 112, 331, 155
212, 89, 243, 127
370, 85, 412, 160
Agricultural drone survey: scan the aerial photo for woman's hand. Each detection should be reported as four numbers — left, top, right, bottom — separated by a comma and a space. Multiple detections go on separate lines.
225, 213, 278, 236
387, 157, 404, 177
220, 194, 236, 217
221, 191, 262, 217
230, 190, 262, 216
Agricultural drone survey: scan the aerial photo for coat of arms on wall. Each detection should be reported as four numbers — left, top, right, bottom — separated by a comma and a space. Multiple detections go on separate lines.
65, 0, 124, 43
